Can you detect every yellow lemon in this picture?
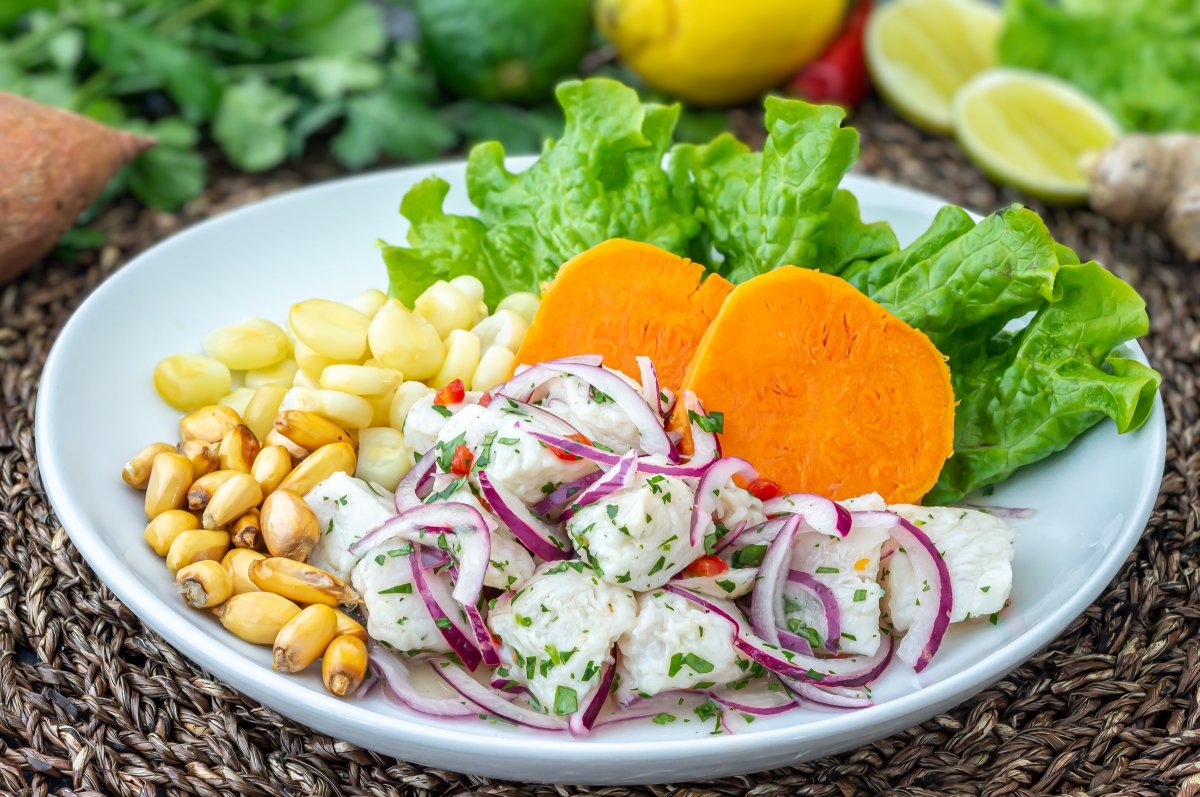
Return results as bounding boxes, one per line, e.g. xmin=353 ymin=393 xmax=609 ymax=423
xmin=597 ymin=0 xmax=847 ymax=107
xmin=953 ymin=68 xmax=1122 ymax=205
xmin=865 ymin=0 xmax=1001 ymax=133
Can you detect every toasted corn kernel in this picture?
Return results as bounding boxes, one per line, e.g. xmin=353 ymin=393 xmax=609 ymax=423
xmin=242 ymin=385 xmax=288 ymax=441
xmin=176 ymin=560 xmax=232 ymax=608
xmin=179 ymin=405 xmax=242 ymax=443
xmin=154 ymin=354 xmax=232 ymax=411
xmin=289 ymin=299 xmax=370 ymax=361
xmin=217 ymin=387 xmax=256 ymax=417
xmin=388 ymin=381 xmax=435 ymax=431
xmin=204 ymin=318 xmax=289 ymax=370
xmin=166 ymin=529 xmax=230 ymax=573
xmin=274 ymin=410 xmax=352 ymax=451
xmin=279 ymin=388 xmax=373 ymax=429
xmin=214 ymin=592 xmax=300 ymax=645
xmin=355 ymin=427 xmax=411 ymax=491
xmin=218 ymin=425 xmax=260 ymax=472
xmin=470 ymin=309 xmax=529 ymax=353
xmin=323 ymin=634 xmax=368 ymax=696
xmin=230 ymin=509 xmax=262 ymax=549
xmin=249 ymin=557 xmax=359 ymax=606
xmin=245 ymin=359 xmax=299 ymax=389
xmin=414 ymin=280 xmax=480 ymax=338
xmin=260 ymin=489 xmax=321 ymax=561
xmin=429 ymin=329 xmax=480 ymax=388
xmin=368 ymin=300 xmax=445 ymax=381
xmin=276 ymin=442 xmax=356 ymax=498
xmin=264 ymin=429 xmax=309 ymax=461
xmin=495 ymin=291 xmax=540 ymax=325
xmin=272 ymin=604 xmax=338 ymax=672
xmin=222 ymin=548 xmax=265 ymax=595
xmin=145 ymin=452 xmax=192 ymax=520
xmin=332 ymin=609 xmax=367 ymax=641
xmin=202 ymin=473 xmax=263 ymax=530
xmin=319 ymin=364 xmax=403 ymax=397
xmin=251 ymin=445 xmax=292 ymax=496
xmin=123 ymin=442 xmax=175 ymax=489
xmin=344 ymin=289 xmax=388 ymax=318
xmin=179 ymin=439 xmax=219 ymax=479
xmin=471 ymin=345 xmax=517 ymax=392
xmin=144 ymin=509 xmax=201 ymax=556
xmin=187 ymin=469 xmax=240 ymax=511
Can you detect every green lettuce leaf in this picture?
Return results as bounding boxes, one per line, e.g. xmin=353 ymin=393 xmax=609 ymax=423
xmin=928 ymin=261 xmax=1160 ymax=503
xmin=381 ymin=78 xmax=699 ymax=307
xmin=674 ymin=98 xmax=896 ymax=282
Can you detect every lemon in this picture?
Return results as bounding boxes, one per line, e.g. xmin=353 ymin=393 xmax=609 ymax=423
xmin=597 ymin=0 xmax=847 ymax=107
xmin=953 ymin=69 xmax=1121 ymax=205
xmin=865 ymin=0 xmax=1001 ymax=133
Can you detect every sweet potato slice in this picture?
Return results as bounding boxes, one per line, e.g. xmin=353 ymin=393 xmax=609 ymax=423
xmin=675 ymin=266 xmax=954 ymax=503
xmin=516 ymin=239 xmax=733 ymax=387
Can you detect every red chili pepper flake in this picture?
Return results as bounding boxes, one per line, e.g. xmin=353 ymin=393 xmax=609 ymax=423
xmin=684 ymin=555 xmax=729 ymax=578
xmin=478 ymin=392 xmax=493 ymax=408
xmin=546 ymin=432 xmax=591 ymax=461
xmin=435 ymin=378 xmax=466 ymax=406
xmin=747 ymin=477 xmax=781 ymax=501
xmin=449 ymin=444 xmax=474 ymax=475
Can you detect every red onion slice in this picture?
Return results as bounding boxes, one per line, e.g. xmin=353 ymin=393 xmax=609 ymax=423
xmin=709 ymin=681 xmax=799 ymax=716
xmin=784 ymin=679 xmax=873 ymax=708
xmin=394 ymin=449 xmax=436 ymax=513
xmin=679 ymin=391 xmax=721 ymax=470
xmin=763 ymin=493 xmax=853 ymax=538
xmin=409 ymin=554 xmax=483 ymax=671
xmin=776 ymin=629 xmax=815 ymax=656
xmin=447 ymin=564 xmax=501 ymax=668
xmin=531 ymin=471 xmax=603 ymax=519
xmin=351 ymin=503 xmax=492 ymax=607
xmin=690 ymin=457 xmax=759 ymax=548
xmin=787 ymin=570 xmax=842 ymax=653
xmin=369 ymin=643 xmax=476 ymax=717
xmin=636 ymin=356 xmax=670 ymax=420
xmin=431 ymin=660 xmax=569 ymax=731
xmin=568 ymin=650 xmax=617 ymax=736
xmin=497 ymin=397 xmax=584 ymax=437
xmin=559 ymin=449 xmax=638 ymax=522
xmin=525 ymin=430 xmax=713 ymax=477
xmin=853 ymin=510 xmax=952 ymax=672
xmin=749 ymin=515 xmax=800 ymax=649
xmin=477 ymin=471 xmax=572 ymax=561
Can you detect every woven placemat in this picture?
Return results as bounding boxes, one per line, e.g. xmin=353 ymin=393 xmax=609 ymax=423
xmin=2 ymin=99 xmax=1198 ymax=797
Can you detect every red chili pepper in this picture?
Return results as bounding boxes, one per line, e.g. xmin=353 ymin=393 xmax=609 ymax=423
xmin=684 ymin=555 xmax=729 ymax=578
xmin=478 ymin=392 xmax=493 ymax=408
xmin=449 ymin=444 xmax=474 ymax=475
xmin=788 ymin=0 xmax=873 ymax=109
xmin=747 ymin=477 xmax=782 ymax=501
xmin=545 ymin=432 xmax=592 ymax=461
xmin=434 ymin=378 xmax=466 ymax=406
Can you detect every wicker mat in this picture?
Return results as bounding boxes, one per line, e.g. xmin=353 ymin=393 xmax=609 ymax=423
xmin=2 ymin=100 xmax=1198 ymax=797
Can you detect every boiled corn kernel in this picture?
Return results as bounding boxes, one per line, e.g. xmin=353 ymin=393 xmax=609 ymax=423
xmin=252 ymin=445 xmax=293 ymax=495
xmin=122 ymin=442 xmax=175 ymax=489
xmin=222 ymin=548 xmax=265 ymax=595
xmin=292 ymin=368 xmax=320 ymax=388
xmin=344 ymin=289 xmax=388 ymax=318
xmin=217 ymin=388 xmax=256 ymax=417
xmin=166 ymin=529 xmax=230 ymax=573
xmin=322 ymin=634 xmax=368 ymax=697
xmin=230 ymin=508 xmax=262 ymax=550
xmin=355 ymin=427 xmax=411 ymax=491
xmin=204 ymin=318 xmax=289 ymax=370
xmin=429 ymin=329 xmax=480 ymax=389
xmin=274 ymin=410 xmax=352 ymax=450
xmin=144 ymin=509 xmax=201 ymax=556
xmin=218 ymin=425 xmax=260 ymax=473
xmin=388 ymin=381 xmax=435 ymax=431
xmin=260 ymin=489 xmax=321 ymax=561
xmin=279 ymin=387 xmax=373 ymax=429
xmin=244 ymin=359 xmax=299 ymax=389
xmin=154 ymin=354 xmax=231 ymax=411
xmin=248 ymin=556 xmax=359 ymax=606
xmin=180 ymin=439 xmax=220 ymax=479
xmin=275 ymin=442 xmax=356 ymax=498
xmin=242 ymin=385 xmax=287 ymax=441
xmin=289 ymin=299 xmax=370 ymax=361
xmin=471 ymin=346 xmax=517 ymax=392
xmin=414 ymin=280 xmax=479 ymax=338
xmin=368 ymin=300 xmax=445 ymax=381
xmin=179 ymin=405 xmax=242 ymax=443
xmin=332 ymin=609 xmax=367 ymax=641
xmin=272 ymin=604 xmax=338 ymax=672
xmin=319 ymin=364 xmax=402 ymax=396
xmin=366 ymin=388 xmax=395 ymax=427
xmin=293 ymin=339 xmax=339 ymax=379
xmin=177 ymin=560 xmax=232 ymax=608
xmin=496 ymin=292 xmax=540 ymax=324
xmin=202 ymin=473 xmax=263 ymax=529
xmin=145 ymin=452 xmax=192 ymax=520
xmin=470 ymin=309 xmax=528 ymax=353
xmin=187 ymin=469 xmax=240 ymax=511
xmin=448 ymin=275 xmax=486 ymax=314
xmin=214 ymin=591 xmax=300 ymax=645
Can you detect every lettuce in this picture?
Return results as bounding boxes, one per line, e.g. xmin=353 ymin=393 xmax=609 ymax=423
xmin=381 ymin=78 xmax=699 ymax=307
xmin=673 ymin=98 xmax=897 ymax=282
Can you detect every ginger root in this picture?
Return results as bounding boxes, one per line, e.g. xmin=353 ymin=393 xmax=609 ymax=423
xmin=1086 ymin=133 xmax=1200 ymax=261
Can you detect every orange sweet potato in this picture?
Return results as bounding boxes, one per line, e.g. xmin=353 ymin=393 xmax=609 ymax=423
xmin=675 ymin=266 xmax=954 ymax=504
xmin=516 ymin=239 xmax=733 ymax=387
xmin=0 ymin=93 xmax=154 ymax=284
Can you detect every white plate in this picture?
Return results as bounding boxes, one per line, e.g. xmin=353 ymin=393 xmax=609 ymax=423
xmin=36 ymin=158 xmax=1165 ymax=785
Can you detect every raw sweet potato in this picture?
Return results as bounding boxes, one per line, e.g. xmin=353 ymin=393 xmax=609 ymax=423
xmin=516 ymin=239 xmax=733 ymax=387
xmin=674 ymin=266 xmax=954 ymax=504
xmin=0 ymin=93 xmax=154 ymax=284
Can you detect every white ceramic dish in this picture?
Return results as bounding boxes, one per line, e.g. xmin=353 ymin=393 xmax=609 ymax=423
xmin=35 ymin=158 xmax=1165 ymax=784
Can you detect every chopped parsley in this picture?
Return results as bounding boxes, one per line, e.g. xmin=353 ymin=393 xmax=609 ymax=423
xmin=687 ymin=409 xmax=724 ymax=434
xmin=652 ymin=713 xmax=676 ymax=725
xmin=515 ymin=614 xmax=533 ymax=627
xmin=981 ymin=585 xmax=991 ymax=593
xmin=431 ymin=405 xmax=453 ymax=418
xmin=852 ymin=589 xmax=868 ymax=602
xmin=336 ymin=495 xmax=348 ymax=506
xmin=716 ymin=579 xmax=736 ymax=593
xmin=989 ymin=613 xmax=1000 ymax=625
xmin=815 ymin=566 xmax=839 ymax=574
xmin=473 ymin=432 xmax=497 ymax=471
xmin=606 ymin=505 xmax=618 ymax=521
xmin=434 ymin=617 xmax=452 ymax=629
xmin=324 ymin=518 xmax=335 ymax=535
xmin=615 ymin=572 xmax=632 ymax=583
xmin=434 ymin=432 xmax=467 ymax=472
xmin=553 ymin=685 xmax=578 ymax=715
xmin=731 ymin=544 xmax=767 ymax=568
xmin=541 ymin=481 xmax=557 ymax=495
xmin=668 ymin=652 xmax=715 ymax=677
xmin=647 ymin=556 xmax=667 ymax=575
xmin=423 ymin=477 xmax=465 ymax=504
xmin=378 ymin=583 xmax=413 ymax=595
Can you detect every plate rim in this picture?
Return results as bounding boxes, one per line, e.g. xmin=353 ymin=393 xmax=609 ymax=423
xmin=33 ymin=159 xmax=1167 ymax=779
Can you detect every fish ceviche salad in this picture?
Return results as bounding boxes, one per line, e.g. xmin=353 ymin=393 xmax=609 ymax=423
xmin=300 ymin=354 xmax=1013 ymax=733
